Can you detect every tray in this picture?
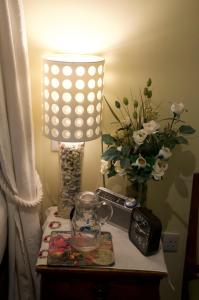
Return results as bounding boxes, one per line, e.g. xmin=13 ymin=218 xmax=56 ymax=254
xmin=47 ymin=231 xmax=115 ymax=267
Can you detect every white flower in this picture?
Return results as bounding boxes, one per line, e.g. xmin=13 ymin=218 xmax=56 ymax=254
xmin=143 ymin=120 xmax=160 ymax=134
xmin=114 ymin=160 xmax=126 ymax=176
xmin=100 ymin=160 xmax=111 ymax=175
xmin=132 ymin=155 xmax=147 ymax=168
xmin=133 ymin=129 xmax=148 ymax=145
xmin=171 ymin=102 xmax=185 ymax=116
xmin=152 ymin=159 xmax=168 ymax=180
xmin=117 ymin=146 xmax=122 ymax=151
xmin=158 ymin=146 xmax=172 ymax=160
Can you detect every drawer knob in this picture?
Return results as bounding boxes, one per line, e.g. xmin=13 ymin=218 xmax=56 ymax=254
xmin=92 ymin=284 xmax=109 ymax=300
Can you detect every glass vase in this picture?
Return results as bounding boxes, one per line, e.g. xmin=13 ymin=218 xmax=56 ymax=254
xmin=126 ymin=180 xmax=147 ymax=206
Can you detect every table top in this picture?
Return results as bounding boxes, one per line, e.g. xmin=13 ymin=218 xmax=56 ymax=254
xmin=36 ymin=206 xmax=168 ymax=277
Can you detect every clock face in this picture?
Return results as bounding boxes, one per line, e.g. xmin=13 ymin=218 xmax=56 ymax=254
xmin=130 ymin=211 xmax=150 ymax=254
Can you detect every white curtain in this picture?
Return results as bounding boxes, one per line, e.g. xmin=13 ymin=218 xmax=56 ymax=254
xmin=0 ymin=1 xmax=42 ymax=299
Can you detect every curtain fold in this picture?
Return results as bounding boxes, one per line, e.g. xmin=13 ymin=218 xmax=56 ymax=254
xmin=0 ymin=0 xmax=42 ymax=299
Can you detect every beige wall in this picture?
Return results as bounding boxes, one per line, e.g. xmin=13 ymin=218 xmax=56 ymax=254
xmin=23 ymin=1 xmax=199 ymax=299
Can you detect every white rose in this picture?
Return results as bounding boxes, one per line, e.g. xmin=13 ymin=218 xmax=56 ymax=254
xmin=114 ymin=160 xmax=125 ymax=176
xmin=133 ymin=129 xmax=148 ymax=145
xmin=158 ymin=146 xmax=172 ymax=160
xmin=171 ymin=102 xmax=185 ymax=116
xmin=152 ymin=159 xmax=168 ymax=180
xmin=143 ymin=120 xmax=160 ymax=134
xmin=100 ymin=159 xmax=111 ymax=175
xmin=132 ymin=155 xmax=147 ymax=168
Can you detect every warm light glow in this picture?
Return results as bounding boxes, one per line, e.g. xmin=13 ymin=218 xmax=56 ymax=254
xmin=24 ymin=1 xmax=140 ymax=54
xmin=45 ymin=54 xmax=104 ymax=63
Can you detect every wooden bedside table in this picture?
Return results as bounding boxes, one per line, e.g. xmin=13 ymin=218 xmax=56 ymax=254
xmin=36 ymin=207 xmax=167 ymax=300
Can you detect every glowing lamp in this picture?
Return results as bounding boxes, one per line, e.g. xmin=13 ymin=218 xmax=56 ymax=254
xmin=42 ymin=54 xmax=105 ymax=217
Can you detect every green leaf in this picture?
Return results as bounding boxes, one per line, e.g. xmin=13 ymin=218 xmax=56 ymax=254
xmin=115 ymin=100 xmax=121 ymax=109
xmin=120 ymin=158 xmax=131 ymax=169
xmin=107 ymin=167 xmax=117 ymax=178
xmin=179 ymin=125 xmax=196 ymax=134
xmin=102 ymin=134 xmax=115 ymax=145
xmin=129 ymin=155 xmax=138 ymax=164
xmin=123 ymin=97 xmax=129 ymax=105
xmin=121 ymin=145 xmax=131 ymax=156
xmin=175 ymin=136 xmax=188 ymax=144
xmin=102 ymin=147 xmax=120 ymax=161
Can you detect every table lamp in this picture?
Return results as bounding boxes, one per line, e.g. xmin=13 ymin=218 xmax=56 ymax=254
xmin=42 ymin=54 xmax=105 ymax=218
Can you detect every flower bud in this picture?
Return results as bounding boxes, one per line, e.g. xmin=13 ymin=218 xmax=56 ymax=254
xmin=171 ymin=102 xmax=184 ymax=116
xmin=123 ymin=97 xmax=129 ymax=105
xmin=133 ymin=111 xmax=138 ymax=119
xmin=134 ymin=100 xmax=138 ymax=108
xmin=115 ymin=100 xmax=121 ymax=109
xmin=147 ymin=78 xmax=152 ymax=87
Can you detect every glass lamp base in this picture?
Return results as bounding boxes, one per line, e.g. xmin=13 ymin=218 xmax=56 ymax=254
xmin=57 ymin=142 xmax=84 ymax=218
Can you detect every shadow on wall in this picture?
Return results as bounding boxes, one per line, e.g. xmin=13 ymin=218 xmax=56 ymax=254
xmin=148 ymin=149 xmax=196 ymax=230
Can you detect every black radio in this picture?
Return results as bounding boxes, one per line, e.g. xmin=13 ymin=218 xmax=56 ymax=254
xmin=95 ymin=187 xmax=137 ymax=231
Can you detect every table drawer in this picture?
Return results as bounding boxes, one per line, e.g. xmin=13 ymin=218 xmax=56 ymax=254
xmin=41 ymin=273 xmax=160 ymax=300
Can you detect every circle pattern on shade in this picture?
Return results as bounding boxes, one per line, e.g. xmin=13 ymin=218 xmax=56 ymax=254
xmin=87 ymin=92 xmax=95 ymax=102
xmin=75 ymin=130 xmax=83 ymax=139
xmin=42 ymin=55 xmax=104 ymax=141
xmin=88 ymin=66 xmax=96 ymax=76
xmin=45 ymin=114 xmax=49 ymax=123
xmin=75 ymin=93 xmax=84 ymax=103
xmin=44 ymin=89 xmax=49 ymax=99
xmin=51 ymin=78 xmax=59 ymax=88
xmin=62 ymin=105 xmax=71 ymax=115
xmin=63 ymin=66 xmax=72 ymax=76
xmin=51 ymin=65 xmax=60 ymax=75
xmin=62 ymin=118 xmax=71 ymax=127
xmin=51 ymin=91 xmax=59 ymax=101
xmin=51 ymin=116 xmax=59 ymax=126
xmin=75 ymin=66 xmax=85 ymax=76
xmin=75 ymin=118 xmax=84 ymax=127
xmin=62 ymin=92 xmax=72 ymax=103
xmin=62 ymin=130 xmax=71 ymax=139
xmin=87 ymin=117 xmax=94 ymax=126
xmin=51 ymin=104 xmax=59 ymax=114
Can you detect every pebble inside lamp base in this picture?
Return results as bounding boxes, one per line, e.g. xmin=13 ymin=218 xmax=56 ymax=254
xmin=58 ymin=142 xmax=84 ymax=219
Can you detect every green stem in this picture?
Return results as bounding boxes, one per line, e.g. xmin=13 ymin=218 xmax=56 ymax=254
xmin=139 ymin=89 xmax=146 ymax=122
xmin=104 ymin=96 xmax=123 ymax=127
xmin=122 ymin=102 xmax=134 ymax=129
xmin=170 ymin=116 xmax=176 ymax=130
xmin=119 ymin=107 xmax=126 ymax=121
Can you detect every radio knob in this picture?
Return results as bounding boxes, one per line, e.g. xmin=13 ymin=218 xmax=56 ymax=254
xmin=124 ymin=198 xmax=137 ymax=208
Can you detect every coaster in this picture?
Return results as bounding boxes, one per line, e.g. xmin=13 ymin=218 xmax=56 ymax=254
xmin=47 ymin=231 xmax=115 ymax=267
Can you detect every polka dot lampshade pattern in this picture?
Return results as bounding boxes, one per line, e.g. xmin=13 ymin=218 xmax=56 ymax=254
xmin=42 ymin=55 xmax=105 ymax=142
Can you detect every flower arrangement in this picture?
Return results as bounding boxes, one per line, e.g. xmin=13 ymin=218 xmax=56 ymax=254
xmin=101 ymin=79 xmax=195 ymax=205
